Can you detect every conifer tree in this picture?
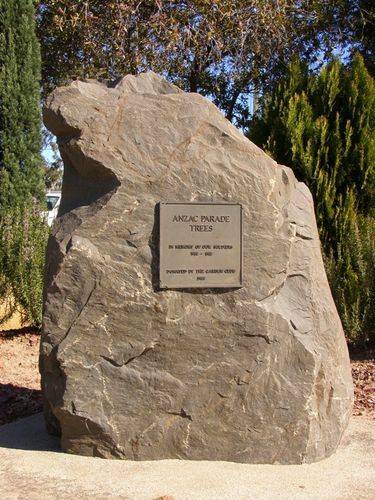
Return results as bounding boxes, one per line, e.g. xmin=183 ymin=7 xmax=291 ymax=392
xmin=0 ymin=0 xmax=48 ymax=326
xmin=0 ymin=0 xmax=44 ymax=208
xmin=249 ymin=55 xmax=375 ymax=345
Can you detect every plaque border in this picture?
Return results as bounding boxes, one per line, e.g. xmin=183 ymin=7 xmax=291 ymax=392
xmin=159 ymin=202 xmax=243 ymax=289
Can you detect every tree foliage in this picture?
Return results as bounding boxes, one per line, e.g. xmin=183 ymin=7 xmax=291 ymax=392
xmin=336 ymin=0 xmax=375 ymax=77
xmin=37 ymin=0 xmax=346 ymax=123
xmin=0 ymin=0 xmax=48 ymax=327
xmin=0 ymin=0 xmax=45 ymax=208
xmin=249 ymin=55 xmax=375 ymax=345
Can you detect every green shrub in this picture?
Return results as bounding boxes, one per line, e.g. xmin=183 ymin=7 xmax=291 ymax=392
xmin=249 ymin=55 xmax=375 ymax=346
xmin=0 ymin=202 xmax=49 ymax=327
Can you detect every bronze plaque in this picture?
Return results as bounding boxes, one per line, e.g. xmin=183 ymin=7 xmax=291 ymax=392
xmin=159 ymin=202 xmax=243 ymax=288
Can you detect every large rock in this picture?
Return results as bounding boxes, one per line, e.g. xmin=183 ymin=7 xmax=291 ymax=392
xmin=40 ymin=72 xmax=353 ymax=463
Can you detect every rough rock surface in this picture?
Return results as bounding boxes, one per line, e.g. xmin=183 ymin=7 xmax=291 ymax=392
xmin=41 ymin=72 xmax=353 ymax=464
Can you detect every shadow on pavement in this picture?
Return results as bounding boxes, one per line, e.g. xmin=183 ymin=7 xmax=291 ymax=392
xmin=0 ymin=411 xmax=60 ymax=452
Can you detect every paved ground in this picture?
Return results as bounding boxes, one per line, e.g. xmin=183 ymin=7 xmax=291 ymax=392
xmin=0 ymin=414 xmax=374 ymax=499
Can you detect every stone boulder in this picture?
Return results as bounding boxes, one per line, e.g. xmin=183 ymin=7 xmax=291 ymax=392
xmin=40 ymin=72 xmax=353 ymax=463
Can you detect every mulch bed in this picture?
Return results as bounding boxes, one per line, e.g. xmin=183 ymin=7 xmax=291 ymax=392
xmin=350 ymin=347 xmax=375 ymax=417
xmin=0 ymin=328 xmax=43 ymax=425
xmin=0 ymin=384 xmax=43 ymax=426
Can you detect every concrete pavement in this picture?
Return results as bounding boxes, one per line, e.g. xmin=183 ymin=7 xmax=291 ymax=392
xmin=0 ymin=413 xmax=374 ymax=499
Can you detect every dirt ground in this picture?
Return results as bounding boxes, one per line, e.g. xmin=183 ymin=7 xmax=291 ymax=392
xmin=0 ymin=329 xmax=374 ymax=425
xmin=0 ymin=329 xmax=42 ymax=425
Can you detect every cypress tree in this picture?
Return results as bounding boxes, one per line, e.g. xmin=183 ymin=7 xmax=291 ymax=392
xmin=249 ymin=55 xmax=375 ymax=346
xmin=0 ymin=0 xmax=44 ymax=208
xmin=0 ymin=0 xmax=47 ymax=327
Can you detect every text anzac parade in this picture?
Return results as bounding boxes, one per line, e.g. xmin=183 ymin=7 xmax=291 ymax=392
xmin=159 ymin=202 xmax=242 ymax=288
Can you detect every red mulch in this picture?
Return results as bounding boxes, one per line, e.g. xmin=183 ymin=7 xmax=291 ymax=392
xmin=0 ymin=328 xmax=43 ymax=425
xmin=0 ymin=383 xmax=43 ymax=426
xmin=0 ymin=329 xmax=373 ymax=425
xmin=350 ymin=348 xmax=375 ymax=417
